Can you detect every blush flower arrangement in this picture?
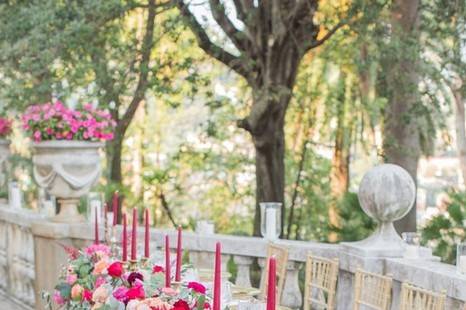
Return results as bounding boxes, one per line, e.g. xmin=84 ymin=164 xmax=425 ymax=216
xmin=22 ymin=101 xmax=116 ymax=142
xmin=0 ymin=117 xmax=13 ymax=138
xmin=47 ymin=243 xmax=210 ymax=310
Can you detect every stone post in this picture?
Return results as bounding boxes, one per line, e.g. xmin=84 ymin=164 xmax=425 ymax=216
xmin=31 ymin=221 xmax=91 ymax=310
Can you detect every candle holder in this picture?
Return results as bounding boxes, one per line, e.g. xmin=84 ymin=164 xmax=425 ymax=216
xmin=110 ymin=226 xmax=119 ymax=257
xmin=260 ymin=202 xmax=281 ymax=240
xmin=129 ymin=259 xmax=138 ymax=271
xmin=171 ymin=281 xmax=182 ymax=291
xmin=457 ymin=243 xmax=466 ymax=274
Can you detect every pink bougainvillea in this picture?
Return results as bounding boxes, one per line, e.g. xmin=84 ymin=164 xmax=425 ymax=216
xmin=22 ymin=101 xmax=116 ymax=142
xmin=0 ymin=118 xmax=12 ymax=138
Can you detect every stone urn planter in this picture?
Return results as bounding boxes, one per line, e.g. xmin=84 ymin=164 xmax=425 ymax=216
xmin=32 ymin=140 xmax=104 ymax=223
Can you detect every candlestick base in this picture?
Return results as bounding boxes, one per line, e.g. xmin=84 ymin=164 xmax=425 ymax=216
xmin=129 ymin=259 xmax=138 ymax=271
xmin=171 ymin=281 xmax=182 ymax=291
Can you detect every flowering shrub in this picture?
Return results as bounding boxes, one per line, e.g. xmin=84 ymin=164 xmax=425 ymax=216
xmin=22 ymin=101 xmax=116 ymax=142
xmin=0 ymin=117 xmax=12 ymax=138
xmin=50 ymin=243 xmax=210 ymax=310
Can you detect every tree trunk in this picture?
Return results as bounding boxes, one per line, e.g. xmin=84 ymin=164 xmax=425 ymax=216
xmin=453 ymin=87 xmax=466 ymax=185
xmin=329 ymin=76 xmax=352 ymax=242
xmin=383 ymin=0 xmax=421 ymax=234
xmin=252 ymin=107 xmax=286 ymax=237
xmin=109 ymin=132 xmax=124 ymax=184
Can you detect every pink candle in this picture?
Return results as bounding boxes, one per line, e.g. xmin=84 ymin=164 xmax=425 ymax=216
xmin=165 ymin=235 xmax=171 ymax=287
xmin=112 ymin=191 xmax=118 ymax=226
xmin=175 ymin=226 xmax=182 ymax=281
xmin=144 ymin=208 xmax=150 ymax=259
xmin=94 ymin=206 xmax=99 ymax=244
xmin=266 ymin=257 xmax=276 ymax=310
xmin=131 ymin=208 xmax=137 ymax=261
xmin=213 ymin=242 xmax=221 ymax=310
xmin=122 ymin=213 xmax=127 ymax=262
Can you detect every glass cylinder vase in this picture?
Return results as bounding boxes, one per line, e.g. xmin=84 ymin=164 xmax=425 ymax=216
xmin=260 ymin=202 xmax=281 ymax=240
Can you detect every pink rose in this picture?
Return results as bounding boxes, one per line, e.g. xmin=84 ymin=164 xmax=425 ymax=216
xmin=152 ymin=265 xmax=164 ymax=274
xmin=107 ymin=261 xmax=124 ymax=278
xmin=66 ymin=273 xmax=77 ymax=285
xmin=188 ymin=281 xmax=206 ymax=294
xmin=95 ymin=276 xmax=106 ymax=288
xmin=83 ymin=289 xmax=92 ymax=301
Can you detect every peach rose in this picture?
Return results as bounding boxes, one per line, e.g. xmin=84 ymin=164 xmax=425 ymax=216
xmin=71 ymin=284 xmax=84 ymax=300
xmin=93 ymin=259 xmax=109 ymax=275
xmin=141 ymin=298 xmax=171 ymax=310
xmin=92 ymin=285 xmax=109 ymax=304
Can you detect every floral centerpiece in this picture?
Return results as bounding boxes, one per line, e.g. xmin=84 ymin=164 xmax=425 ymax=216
xmin=22 ymin=101 xmax=115 ymax=142
xmin=23 ymin=101 xmax=117 ymax=222
xmin=47 ymin=244 xmax=210 ymax=310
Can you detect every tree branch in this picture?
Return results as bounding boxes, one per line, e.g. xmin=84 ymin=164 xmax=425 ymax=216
xmin=176 ymin=0 xmax=252 ymax=82
xmin=306 ymin=21 xmax=345 ymax=50
xmin=209 ymin=0 xmax=249 ymax=53
xmin=119 ymin=0 xmax=157 ymax=134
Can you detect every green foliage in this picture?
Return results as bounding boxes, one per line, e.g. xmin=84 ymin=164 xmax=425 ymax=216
xmin=421 ymin=191 xmax=466 ymax=264
xmin=329 ymin=192 xmax=376 ymax=242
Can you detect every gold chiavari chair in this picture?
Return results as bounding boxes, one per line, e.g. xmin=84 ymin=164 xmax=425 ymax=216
xmin=303 ymin=253 xmax=339 ymax=310
xmin=399 ymin=282 xmax=446 ymax=310
xmin=353 ymin=269 xmax=392 ymax=310
xmin=260 ymin=243 xmax=289 ymax=304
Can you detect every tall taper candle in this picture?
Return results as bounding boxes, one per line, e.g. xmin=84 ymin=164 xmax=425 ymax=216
xmin=94 ymin=206 xmax=99 ymax=244
xmin=266 ymin=257 xmax=276 ymax=310
xmin=213 ymin=242 xmax=221 ymax=310
xmin=112 ymin=191 xmax=118 ymax=226
xmin=175 ymin=226 xmax=182 ymax=281
xmin=144 ymin=208 xmax=150 ymax=258
xmin=131 ymin=208 xmax=137 ymax=261
xmin=122 ymin=213 xmax=127 ymax=262
xmin=165 ymin=235 xmax=171 ymax=287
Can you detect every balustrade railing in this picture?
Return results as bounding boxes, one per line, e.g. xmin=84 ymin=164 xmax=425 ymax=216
xmin=0 ymin=207 xmax=466 ymax=310
xmin=0 ymin=206 xmax=43 ymax=310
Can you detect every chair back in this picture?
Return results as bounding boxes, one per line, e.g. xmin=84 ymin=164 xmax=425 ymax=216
xmin=303 ymin=253 xmax=339 ymax=310
xmin=399 ymin=283 xmax=445 ymax=310
xmin=260 ymin=243 xmax=289 ymax=304
xmin=352 ymin=269 xmax=392 ymax=310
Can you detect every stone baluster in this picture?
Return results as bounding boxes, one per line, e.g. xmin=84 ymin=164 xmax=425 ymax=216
xmin=281 ymin=261 xmax=302 ymax=309
xmin=0 ymin=220 xmax=8 ymax=292
xmin=233 ymin=255 xmax=253 ymax=287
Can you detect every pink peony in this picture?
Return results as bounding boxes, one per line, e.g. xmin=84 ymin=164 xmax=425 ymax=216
xmin=113 ymin=286 xmax=129 ymax=303
xmin=85 ymin=244 xmax=111 ymax=258
xmin=126 ymin=283 xmax=145 ymax=300
xmin=52 ymin=290 xmax=65 ymax=305
xmin=161 ymin=287 xmax=177 ymax=296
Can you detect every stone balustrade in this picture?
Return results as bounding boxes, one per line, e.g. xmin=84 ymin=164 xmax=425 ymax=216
xmin=0 ymin=207 xmax=465 ymax=309
xmin=0 ymin=205 xmax=43 ymax=310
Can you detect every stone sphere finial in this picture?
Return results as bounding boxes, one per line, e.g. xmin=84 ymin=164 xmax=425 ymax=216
xmin=358 ymin=164 xmax=416 ymax=223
